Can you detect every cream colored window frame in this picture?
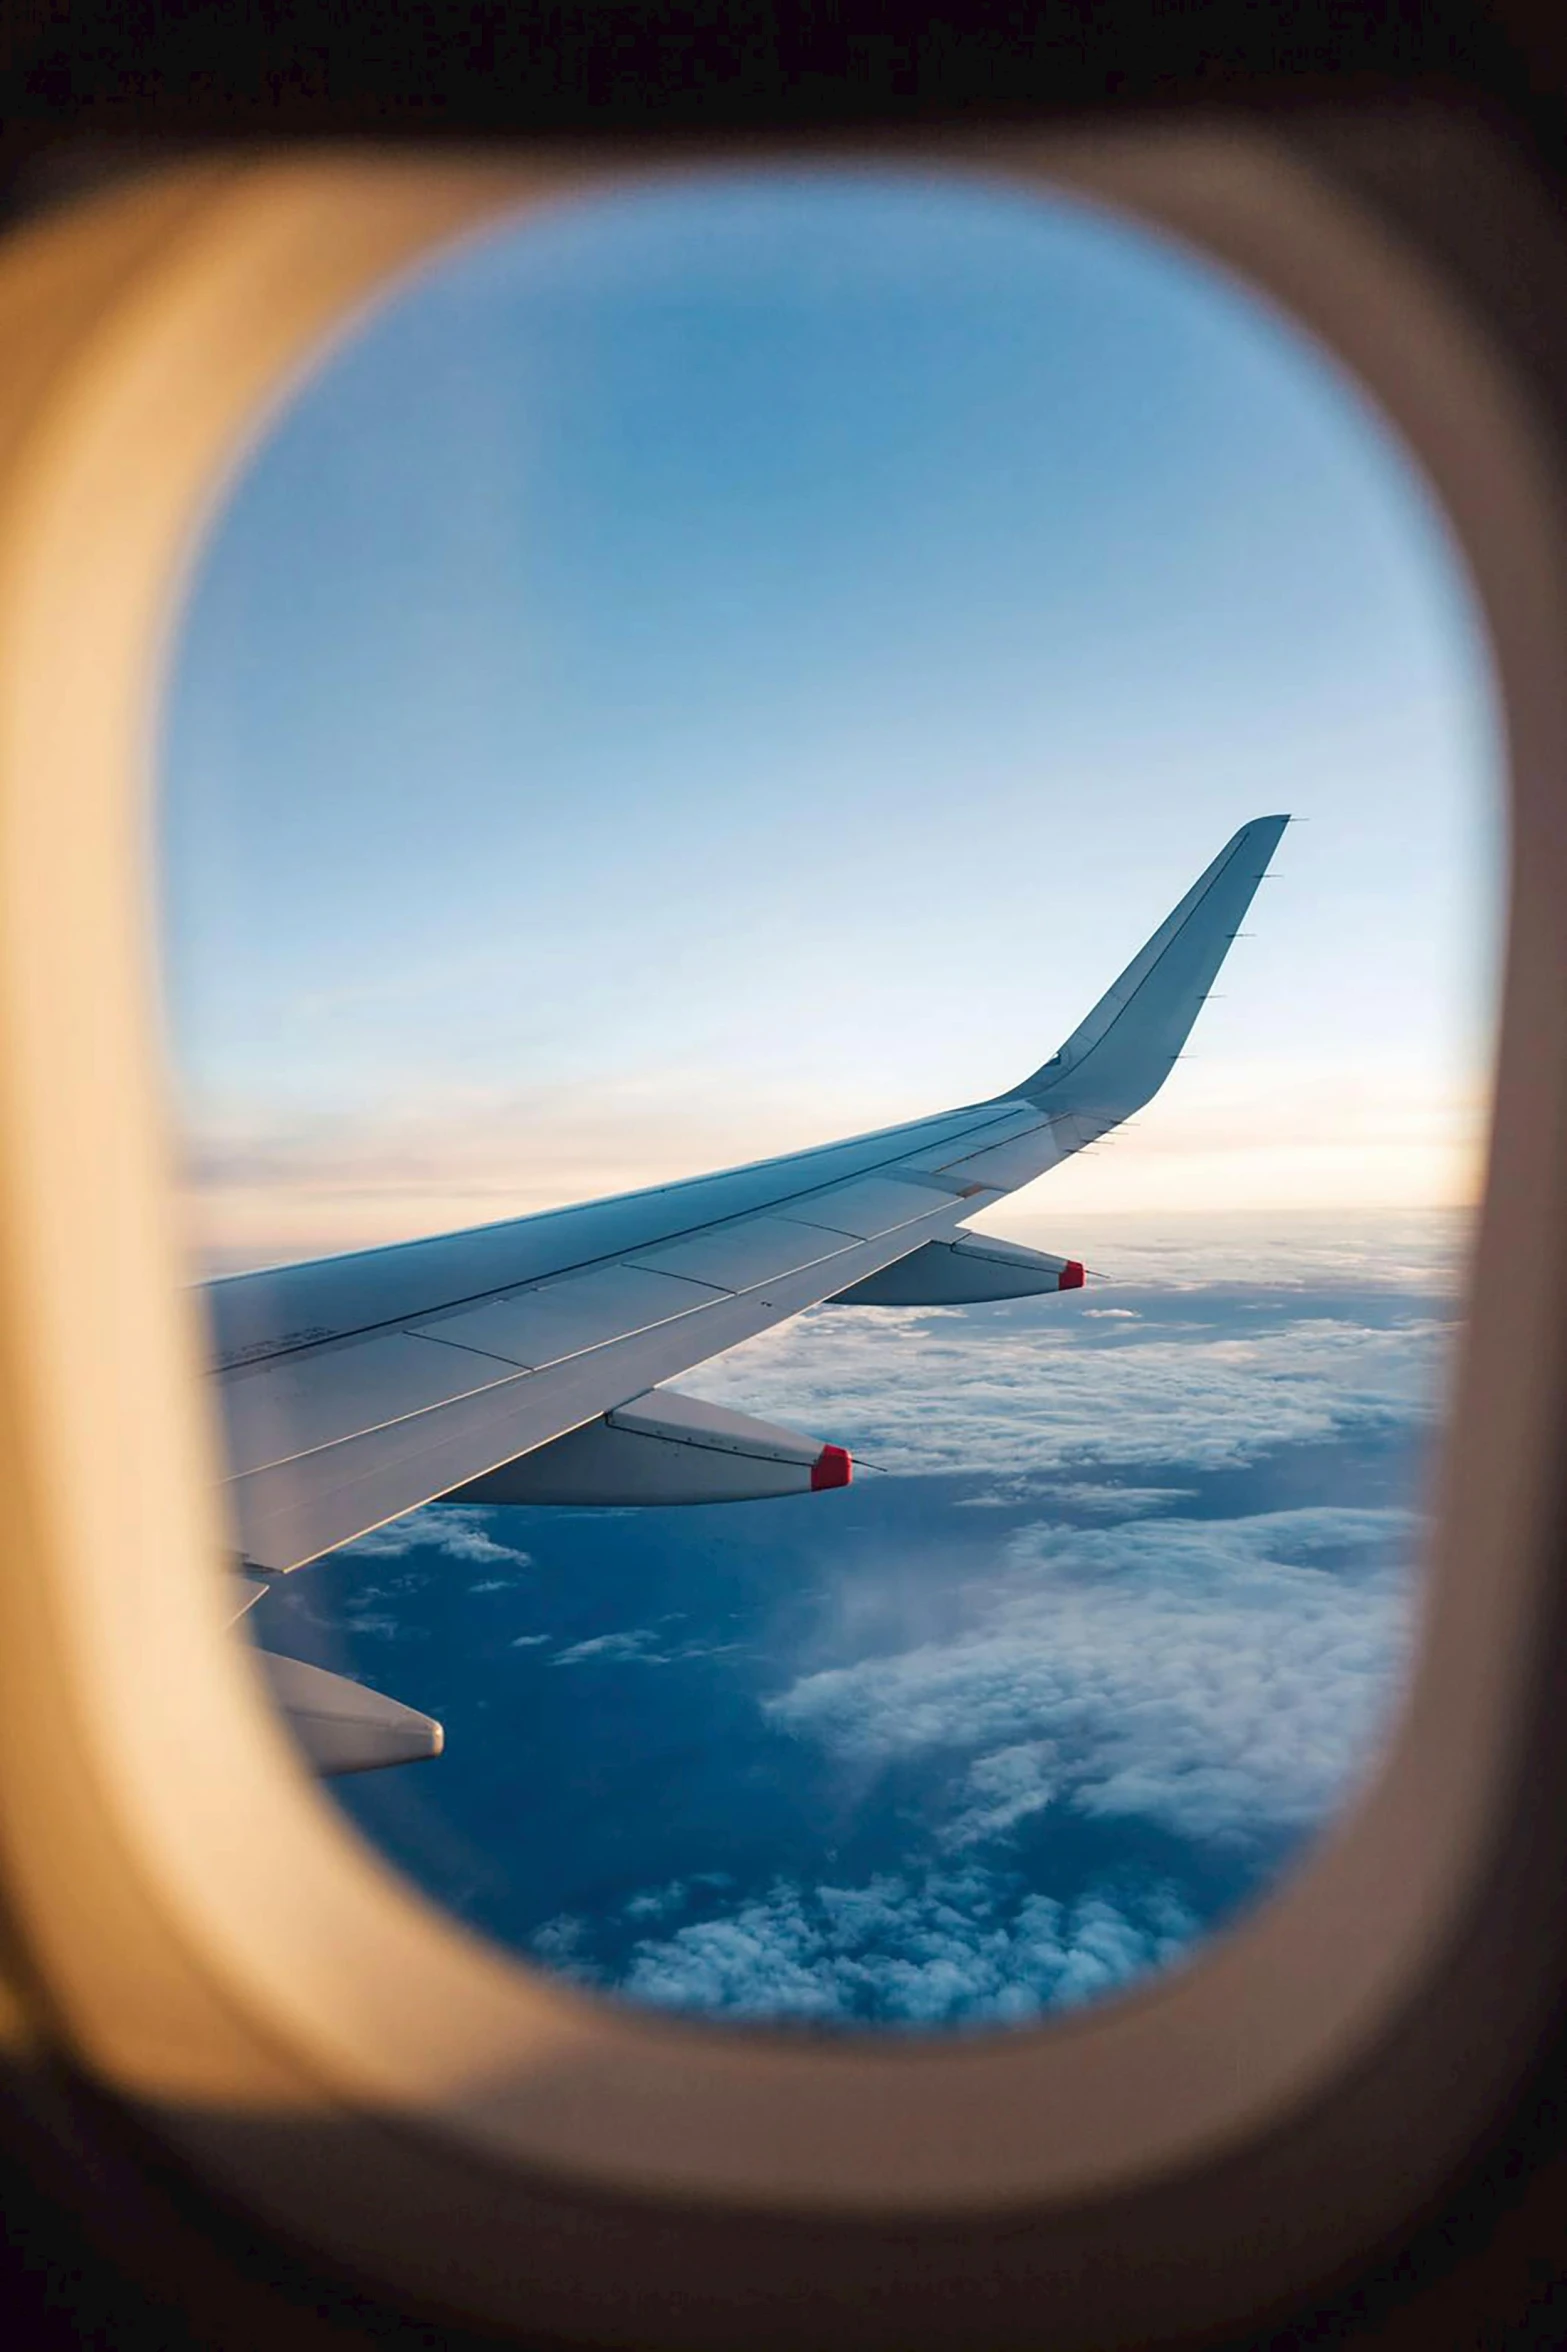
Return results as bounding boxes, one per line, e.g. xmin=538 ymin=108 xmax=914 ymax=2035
xmin=0 ymin=133 xmax=1559 ymax=2346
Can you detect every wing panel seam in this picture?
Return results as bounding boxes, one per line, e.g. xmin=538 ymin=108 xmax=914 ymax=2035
xmin=209 ymin=1101 xmax=1021 ymax=1373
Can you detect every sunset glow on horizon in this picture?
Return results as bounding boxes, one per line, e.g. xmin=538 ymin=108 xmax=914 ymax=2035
xmin=160 ymin=169 xmax=1500 ymax=1272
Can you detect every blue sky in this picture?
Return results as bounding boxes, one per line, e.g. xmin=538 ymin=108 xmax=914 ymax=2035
xmin=157 ymin=167 xmax=1503 ymax=1267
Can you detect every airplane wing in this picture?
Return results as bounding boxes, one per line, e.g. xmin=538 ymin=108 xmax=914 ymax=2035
xmin=206 ymin=815 xmax=1286 ymax=1762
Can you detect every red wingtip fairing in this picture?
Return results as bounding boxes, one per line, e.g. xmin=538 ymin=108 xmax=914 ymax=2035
xmin=1059 ymin=1260 xmax=1086 ymax=1290
xmin=810 ymin=1444 xmax=853 ymax=1491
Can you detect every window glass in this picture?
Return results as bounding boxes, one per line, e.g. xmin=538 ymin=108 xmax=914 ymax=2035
xmin=159 ymin=170 xmax=1500 ymax=2032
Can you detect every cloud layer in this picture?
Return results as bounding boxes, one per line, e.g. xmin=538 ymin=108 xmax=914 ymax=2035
xmin=540 ymin=1870 xmax=1200 ymax=2030
xmin=686 ymin=1295 xmax=1452 ymax=1480
xmin=306 ymin=1232 xmax=1453 ymax=2031
xmin=769 ymin=1504 xmax=1417 ymax=1849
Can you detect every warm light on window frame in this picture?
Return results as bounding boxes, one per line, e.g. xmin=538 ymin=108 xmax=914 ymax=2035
xmin=0 ymin=130 xmax=1561 ymax=2346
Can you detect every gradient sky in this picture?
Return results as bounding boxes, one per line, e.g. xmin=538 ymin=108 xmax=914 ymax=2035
xmin=157 ymin=166 xmax=1503 ymax=1268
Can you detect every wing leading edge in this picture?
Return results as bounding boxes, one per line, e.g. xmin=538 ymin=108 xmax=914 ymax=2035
xmin=206 ymin=815 xmax=1287 ymax=1582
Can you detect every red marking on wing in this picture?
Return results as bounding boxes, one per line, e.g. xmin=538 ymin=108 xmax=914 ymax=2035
xmin=811 ymin=1444 xmax=853 ymax=1491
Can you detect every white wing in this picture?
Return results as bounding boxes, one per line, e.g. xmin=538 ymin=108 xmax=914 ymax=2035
xmin=206 ymin=815 xmax=1287 ymax=1577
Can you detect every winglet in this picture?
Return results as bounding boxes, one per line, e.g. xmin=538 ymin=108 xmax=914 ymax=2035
xmin=1011 ymin=815 xmax=1288 ymax=1120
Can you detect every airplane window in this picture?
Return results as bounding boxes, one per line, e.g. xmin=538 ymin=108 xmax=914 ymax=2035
xmin=157 ymin=168 xmax=1500 ymax=2035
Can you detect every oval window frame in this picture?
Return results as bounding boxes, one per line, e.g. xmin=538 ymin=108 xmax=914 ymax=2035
xmin=0 ymin=128 xmax=1560 ymax=2347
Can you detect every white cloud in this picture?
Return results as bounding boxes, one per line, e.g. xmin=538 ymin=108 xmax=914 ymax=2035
xmin=768 ymin=1505 xmax=1419 ymax=1849
xmin=940 ymin=1742 xmax=1062 ymax=1848
xmin=338 ymin=1612 xmax=402 ymax=1642
xmin=530 ymin=1914 xmax=589 ymax=1966
xmin=624 ymin=1881 xmax=690 ymax=1922
xmin=686 ymin=1298 xmax=1453 ymax=1480
xmin=599 ymin=1870 xmax=1201 ymax=2028
xmin=978 ymin=1204 xmax=1475 ymax=1291
xmin=552 ymin=1627 xmax=669 ymax=1666
xmin=1046 ymin=1482 xmax=1199 ymax=1516
xmin=341 ymin=1508 xmax=532 ymax=1570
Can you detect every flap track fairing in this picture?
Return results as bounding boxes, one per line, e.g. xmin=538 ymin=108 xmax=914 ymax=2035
xmin=442 ymin=1387 xmax=852 ymax=1508
xmin=827 ymin=1231 xmax=1084 ymax=1307
xmin=253 ymin=1649 xmax=444 ymax=1776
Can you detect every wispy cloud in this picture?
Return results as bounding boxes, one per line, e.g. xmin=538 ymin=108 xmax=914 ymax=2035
xmin=337 ymin=1612 xmax=403 ymax=1642
xmin=769 ymin=1504 xmax=1419 ymax=1849
xmin=1045 ymin=1482 xmax=1199 ymax=1516
xmin=552 ymin=1627 xmax=670 ymax=1666
xmin=341 ymin=1508 xmax=532 ymax=1571
xmin=624 ymin=1881 xmax=691 ymax=1922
